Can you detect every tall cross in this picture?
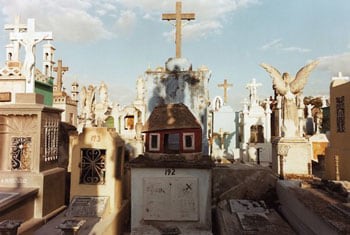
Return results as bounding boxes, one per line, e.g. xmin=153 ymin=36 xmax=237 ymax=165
xmin=162 ymin=1 xmax=195 ymax=58
xmin=246 ymin=78 xmax=262 ymax=105
xmin=4 ymin=15 xmax=27 ymax=61
xmin=10 ymin=18 xmax=53 ymax=93
xmin=53 ymin=59 xmax=69 ymax=93
xmin=218 ymin=79 xmax=233 ymax=104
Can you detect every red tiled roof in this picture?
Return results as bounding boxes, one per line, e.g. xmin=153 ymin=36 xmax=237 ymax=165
xmin=142 ymin=103 xmax=201 ymax=132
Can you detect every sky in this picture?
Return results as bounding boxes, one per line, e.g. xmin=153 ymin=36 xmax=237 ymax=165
xmin=1 ymin=0 xmax=350 ymax=110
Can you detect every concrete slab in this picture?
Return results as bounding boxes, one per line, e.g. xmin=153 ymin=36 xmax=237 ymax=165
xmin=277 ymin=180 xmax=350 ymax=234
xmin=214 ymin=199 xmax=295 ymax=235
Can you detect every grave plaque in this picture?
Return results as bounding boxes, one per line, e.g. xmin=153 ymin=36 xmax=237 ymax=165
xmin=229 ymin=199 xmax=268 ymax=214
xmin=0 ymin=92 xmax=11 ymax=102
xmin=236 ymin=213 xmax=269 ymax=231
xmin=65 ymin=196 xmax=108 ymax=217
xmin=143 ymin=177 xmax=199 ymax=221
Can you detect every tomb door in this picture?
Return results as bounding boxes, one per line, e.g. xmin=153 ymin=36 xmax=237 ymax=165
xmin=249 ymin=125 xmax=264 ymax=143
xmin=164 ymin=133 xmax=180 ymax=154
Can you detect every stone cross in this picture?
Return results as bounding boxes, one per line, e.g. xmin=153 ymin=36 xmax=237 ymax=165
xmin=53 ymin=60 xmax=69 ymax=92
xmin=218 ymin=79 xmax=233 ymax=104
xmin=162 ymin=1 xmax=195 ymax=58
xmin=10 ymin=18 xmax=53 ymax=93
xmin=4 ymin=15 xmax=27 ymax=61
xmin=246 ymin=78 xmax=262 ymax=105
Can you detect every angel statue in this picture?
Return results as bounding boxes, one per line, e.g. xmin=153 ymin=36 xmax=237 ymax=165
xmin=80 ymin=85 xmax=96 ymax=122
xmin=260 ymin=61 xmax=319 ymax=138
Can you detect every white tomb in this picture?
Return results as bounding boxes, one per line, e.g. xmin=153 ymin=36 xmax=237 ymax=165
xmin=129 ymin=103 xmax=212 ymax=234
xmin=210 ymin=96 xmax=240 ymax=162
xmin=240 ymin=79 xmax=272 ymax=166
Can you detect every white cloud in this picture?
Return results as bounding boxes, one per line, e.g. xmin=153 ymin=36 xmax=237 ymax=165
xmin=0 ymin=0 xmax=260 ymax=42
xmin=282 ymin=47 xmax=311 ymax=53
xmin=317 ymin=52 xmax=350 ymax=75
xmin=261 ymin=38 xmax=310 ymax=53
xmin=118 ymin=0 xmax=260 ymax=40
xmin=114 ymin=10 xmax=137 ymax=35
xmin=261 ymin=39 xmax=282 ymax=50
xmin=0 ymin=0 xmax=113 ymax=42
xmin=163 ymin=21 xmax=222 ymax=42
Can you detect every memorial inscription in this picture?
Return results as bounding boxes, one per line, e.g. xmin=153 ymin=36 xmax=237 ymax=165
xmin=143 ymin=177 xmax=199 ymax=221
xmin=65 ymin=196 xmax=108 ymax=217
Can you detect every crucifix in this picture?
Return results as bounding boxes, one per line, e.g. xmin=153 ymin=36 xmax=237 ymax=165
xmin=53 ymin=60 xmax=69 ymax=93
xmin=162 ymin=1 xmax=195 ymax=58
xmin=218 ymin=79 xmax=233 ymax=104
xmin=4 ymin=15 xmax=27 ymax=61
xmin=10 ymin=18 xmax=53 ymax=93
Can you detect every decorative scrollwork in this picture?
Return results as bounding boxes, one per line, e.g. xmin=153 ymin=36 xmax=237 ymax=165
xmin=44 ymin=118 xmax=59 ymax=162
xmin=11 ymin=137 xmax=31 ymax=170
xmin=336 ymin=96 xmax=345 ymax=133
xmin=80 ymin=149 xmax=106 ymax=184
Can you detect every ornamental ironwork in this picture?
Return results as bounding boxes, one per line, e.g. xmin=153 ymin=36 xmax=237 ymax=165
xmin=80 ymin=148 xmax=106 ymax=184
xmin=44 ymin=118 xmax=59 ymax=162
xmin=336 ymin=96 xmax=345 ymax=132
xmin=11 ymin=137 xmax=31 ymax=170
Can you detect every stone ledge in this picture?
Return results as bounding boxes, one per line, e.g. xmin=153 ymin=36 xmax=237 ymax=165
xmin=127 ymin=155 xmax=214 ymax=169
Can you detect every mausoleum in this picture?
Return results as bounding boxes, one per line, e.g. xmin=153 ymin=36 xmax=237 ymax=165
xmin=129 ymin=103 xmax=213 ymax=234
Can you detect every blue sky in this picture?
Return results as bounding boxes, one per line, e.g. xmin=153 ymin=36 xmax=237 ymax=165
xmin=1 ymin=0 xmax=350 ymax=110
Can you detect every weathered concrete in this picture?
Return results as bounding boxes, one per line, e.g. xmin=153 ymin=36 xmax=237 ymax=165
xmin=276 ymin=180 xmax=350 ymax=235
xmin=212 ymin=163 xmax=278 ymax=206
xmin=214 ymin=199 xmax=295 ymax=235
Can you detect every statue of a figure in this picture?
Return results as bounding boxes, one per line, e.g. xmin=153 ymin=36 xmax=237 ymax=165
xmin=19 ymin=35 xmax=48 ymax=86
xmin=99 ymin=81 xmax=108 ymax=105
xmin=260 ymin=61 xmax=319 ymax=137
xmin=136 ymin=76 xmax=145 ymax=101
xmin=80 ymin=85 xmax=96 ymax=121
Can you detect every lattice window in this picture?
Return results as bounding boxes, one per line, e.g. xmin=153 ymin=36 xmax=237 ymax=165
xmin=80 ymin=148 xmax=106 ymax=184
xmin=44 ymin=118 xmax=59 ymax=162
xmin=336 ymin=96 xmax=345 ymax=132
xmin=10 ymin=137 xmax=31 ymax=170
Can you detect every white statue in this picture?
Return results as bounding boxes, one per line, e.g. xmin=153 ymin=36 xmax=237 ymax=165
xmin=136 ymin=76 xmax=145 ymax=101
xmin=10 ymin=19 xmax=52 ymax=93
xmin=261 ymin=61 xmax=319 ymax=137
xmin=80 ymin=85 xmax=96 ymax=121
xmin=99 ymin=81 xmax=108 ymax=105
xmin=306 ymin=104 xmax=314 ymax=118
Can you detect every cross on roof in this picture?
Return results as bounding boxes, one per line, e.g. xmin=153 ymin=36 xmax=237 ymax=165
xmin=10 ymin=18 xmax=53 ymax=93
xmin=53 ymin=59 xmax=69 ymax=93
xmin=4 ymin=16 xmax=27 ymax=61
xmin=246 ymin=78 xmax=262 ymax=104
xmin=4 ymin=15 xmax=27 ymax=33
xmin=162 ymin=1 xmax=195 ymax=58
xmin=218 ymin=79 xmax=233 ymax=104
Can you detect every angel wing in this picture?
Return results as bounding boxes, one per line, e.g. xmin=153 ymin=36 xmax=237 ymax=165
xmin=260 ymin=63 xmax=287 ymax=95
xmin=290 ymin=60 xmax=319 ymax=94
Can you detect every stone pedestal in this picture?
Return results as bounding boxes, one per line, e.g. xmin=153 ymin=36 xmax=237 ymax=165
xmin=0 ymin=98 xmax=66 ymax=218
xmin=272 ymin=137 xmax=312 ymax=178
xmin=67 ymin=127 xmax=126 ymax=234
xmin=129 ymin=156 xmax=213 ymax=234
